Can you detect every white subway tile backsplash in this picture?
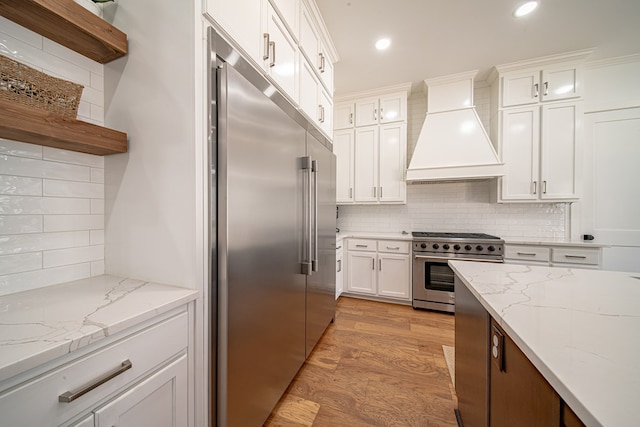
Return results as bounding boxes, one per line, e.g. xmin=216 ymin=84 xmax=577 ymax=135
xmin=43 ymin=244 xmax=103 ymax=268
xmin=0 ymin=231 xmax=90 ymax=255
xmin=0 ymin=252 xmax=42 ymax=275
xmin=0 ymin=263 xmax=91 ymax=296
xmin=0 ymin=195 xmax=90 ymax=215
xmin=0 ymin=176 xmax=42 ymax=196
xmin=0 ymin=215 xmax=43 ymax=235
xmin=0 ymin=139 xmax=43 ymax=159
xmin=1 ymin=155 xmax=91 ymax=181
xmin=44 ymin=214 xmax=103 ymax=232
xmin=43 ymin=147 xmax=104 ymax=168
xmin=43 ymin=180 xmax=103 ymax=198
xmin=0 ymin=19 xmax=106 ymax=294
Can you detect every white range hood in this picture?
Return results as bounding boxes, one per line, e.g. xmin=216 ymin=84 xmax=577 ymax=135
xmin=406 ymin=70 xmax=505 ymax=182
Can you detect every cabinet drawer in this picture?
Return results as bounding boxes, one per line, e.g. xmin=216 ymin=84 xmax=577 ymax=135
xmin=505 ymin=245 xmax=550 ymax=262
xmin=552 ymin=247 xmax=600 ymax=265
xmin=0 ymin=311 xmax=188 ymax=426
xmin=377 ymin=240 xmax=410 ymax=254
xmin=347 ymin=239 xmax=376 ymax=251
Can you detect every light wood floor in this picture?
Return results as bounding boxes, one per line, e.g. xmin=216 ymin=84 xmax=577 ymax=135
xmin=264 ymin=296 xmax=457 ymax=426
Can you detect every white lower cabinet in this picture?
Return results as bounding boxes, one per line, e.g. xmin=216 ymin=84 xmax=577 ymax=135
xmin=0 ymin=309 xmax=190 ymax=427
xmin=336 ymin=243 xmax=344 ymax=298
xmin=505 ymin=243 xmax=602 ymax=269
xmin=345 ymin=238 xmax=411 ymax=301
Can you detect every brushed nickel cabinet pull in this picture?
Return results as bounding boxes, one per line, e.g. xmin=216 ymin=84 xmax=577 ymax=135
xmin=349 ymin=112 xmax=353 ymax=124
xmin=373 ymin=108 xmax=377 ymax=120
xmin=373 ymin=186 xmax=377 ymax=197
xmin=269 ymin=41 xmax=276 ymax=67
xmin=337 ymin=259 xmax=342 ymax=272
xmin=517 ymin=252 xmax=537 ymax=256
xmin=565 ymin=255 xmax=587 ymax=259
xmin=387 ymin=246 xmax=400 ymax=250
xmin=543 ymin=81 xmax=549 ymax=96
xmin=532 ymin=181 xmax=537 ymax=195
xmin=372 ymin=258 xmax=375 ymax=270
xmin=533 ymin=83 xmax=539 ymax=98
xmin=349 ymin=187 xmax=353 ymax=198
xmin=59 ymin=360 xmax=132 ymax=403
xmin=543 ymin=180 xmax=547 ymax=194
xmin=263 ymin=33 xmax=270 ymax=60
xmin=356 ymin=244 xmax=368 ymax=248
xmin=380 ymin=108 xmax=384 ymax=120
xmin=379 ymin=259 xmax=382 ymax=271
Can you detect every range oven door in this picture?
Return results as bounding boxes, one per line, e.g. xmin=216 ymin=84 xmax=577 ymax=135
xmin=412 ymin=254 xmax=502 ymax=313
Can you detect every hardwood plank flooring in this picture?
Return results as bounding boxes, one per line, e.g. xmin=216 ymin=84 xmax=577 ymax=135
xmin=265 ymin=297 xmax=457 ymax=426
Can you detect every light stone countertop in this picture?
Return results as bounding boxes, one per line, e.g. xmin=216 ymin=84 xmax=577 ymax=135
xmin=336 ymin=231 xmax=413 ymax=242
xmin=0 ymin=275 xmax=198 ymax=383
xmin=449 ymin=260 xmax=640 ymax=427
xmin=504 ymin=237 xmax=609 ymax=248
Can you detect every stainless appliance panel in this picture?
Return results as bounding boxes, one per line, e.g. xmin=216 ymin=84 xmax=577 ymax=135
xmin=305 ymin=133 xmax=336 ymax=357
xmin=217 ymin=64 xmax=307 ymax=427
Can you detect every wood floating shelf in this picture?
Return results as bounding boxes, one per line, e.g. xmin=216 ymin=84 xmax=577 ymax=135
xmin=0 ymin=0 xmax=127 ymax=64
xmin=0 ymin=99 xmax=127 ymax=155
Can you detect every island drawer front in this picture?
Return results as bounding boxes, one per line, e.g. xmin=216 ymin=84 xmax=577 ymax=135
xmin=348 ymin=239 xmax=376 ymax=251
xmin=377 ymin=240 xmax=410 ymax=254
xmin=0 ymin=311 xmax=188 ymax=426
xmin=552 ymin=247 xmax=600 ymax=265
xmin=505 ymin=245 xmax=551 ymax=262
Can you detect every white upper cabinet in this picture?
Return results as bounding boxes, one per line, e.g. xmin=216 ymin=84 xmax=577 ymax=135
xmin=299 ymin=55 xmax=332 ymax=137
xmin=334 ymin=129 xmax=355 ymax=203
xmin=378 ymin=123 xmax=407 ymax=203
xmin=299 ymin=2 xmax=320 ymax=66
xmin=205 ymin=0 xmax=263 ymax=64
xmin=334 ymin=102 xmax=355 ymax=130
xmin=263 ymin=3 xmax=299 ymax=102
xmin=354 ymin=126 xmax=379 ymax=202
xmin=355 ymin=93 xmax=407 ymax=127
xmin=269 ymin=0 xmax=299 ymax=39
xmin=501 ymin=64 xmax=583 ymax=107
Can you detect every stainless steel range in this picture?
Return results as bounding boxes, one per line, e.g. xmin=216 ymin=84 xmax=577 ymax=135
xmin=412 ymin=232 xmax=504 ymax=313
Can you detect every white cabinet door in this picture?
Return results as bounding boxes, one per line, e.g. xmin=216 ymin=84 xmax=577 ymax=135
xmin=264 ymin=3 xmax=298 ymax=102
xmin=378 ymin=123 xmax=406 ymax=203
xmin=500 ymin=106 xmax=540 ymax=201
xmin=355 ymin=98 xmax=379 ymax=127
xmin=334 ymin=102 xmax=354 ymax=129
xmin=319 ymin=88 xmax=333 ymax=137
xmin=336 ymin=248 xmax=344 ymax=298
xmin=541 ymin=66 xmax=581 ymax=102
xmin=70 ymin=414 xmax=94 ymax=427
xmin=334 ymin=130 xmax=354 ymax=203
xmin=206 ymin=0 xmax=262 ymax=65
xmin=540 ymin=102 xmax=580 ymax=200
xmin=354 ymin=126 xmax=379 ymax=202
xmin=379 ymin=93 xmax=406 ymax=123
xmin=270 ymin=0 xmax=299 ymax=39
xmin=346 ymin=252 xmax=376 ymax=294
xmin=298 ymin=1 xmax=319 ymax=65
xmin=502 ymin=71 xmax=540 ymax=107
xmin=299 ymin=56 xmax=319 ymax=122
xmin=94 ymin=355 xmax=188 ymax=427
xmin=377 ymin=254 xmax=410 ymax=299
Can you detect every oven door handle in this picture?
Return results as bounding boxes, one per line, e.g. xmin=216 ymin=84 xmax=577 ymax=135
xmin=413 ymin=254 xmax=504 ymax=263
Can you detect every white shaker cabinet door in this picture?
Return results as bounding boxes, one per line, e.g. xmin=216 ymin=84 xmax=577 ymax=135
xmin=354 ymin=126 xmax=379 ymax=202
xmin=377 ymin=254 xmax=410 ymax=300
xmin=378 ymin=123 xmax=406 ymax=203
xmin=540 ymin=102 xmax=581 ymax=200
xmin=500 ymin=106 xmax=540 ymax=201
xmin=379 ymin=93 xmax=406 ymax=124
xmin=541 ymin=66 xmax=581 ymax=102
xmin=264 ymin=3 xmax=299 ymax=102
xmin=334 ymin=102 xmax=355 ymax=129
xmin=355 ymin=98 xmax=379 ymax=127
xmin=299 ymin=56 xmax=320 ymax=122
xmin=94 ymin=355 xmax=188 ymax=427
xmin=346 ymin=252 xmax=376 ymax=295
xmin=206 ymin=0 xmax=262 ymax=65
xmin=319 ymin=88 xmax=333 ymax=137
xmin=501 ymin=71 xmax=540 ymax=107
xmin=334 ymin=130 xmax=355 ymax=203
xmin=299 ymin=1 xmax=319 ymax=65
xmin=270 ymin=0 xmax=299 ymax=38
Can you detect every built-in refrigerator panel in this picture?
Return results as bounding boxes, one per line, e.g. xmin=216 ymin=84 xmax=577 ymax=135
xmin=209 ymin=27 xmax=335 ymax=427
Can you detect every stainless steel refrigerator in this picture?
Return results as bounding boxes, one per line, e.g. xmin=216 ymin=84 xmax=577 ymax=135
xmin=208 ymin=28 xmax=336 ymax=426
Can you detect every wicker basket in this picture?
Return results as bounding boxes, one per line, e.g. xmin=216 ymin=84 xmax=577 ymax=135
xmin=0 ymin=54 xmax=84 ymax=118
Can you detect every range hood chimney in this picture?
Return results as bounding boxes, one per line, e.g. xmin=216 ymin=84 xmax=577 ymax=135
xmin=406 ymin=70 xmax=504 ymax=182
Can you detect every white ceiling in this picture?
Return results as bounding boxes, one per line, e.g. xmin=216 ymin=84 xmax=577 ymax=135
xmin=315 ymin=0 xmax=640 ymax=95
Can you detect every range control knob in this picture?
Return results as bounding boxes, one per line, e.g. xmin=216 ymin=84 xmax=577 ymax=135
xmin=453 ymin=244 xmax=461 ymax=251
xmin=488 ymin=245 xmax=496 ymax=252
xmin=420 ymin=243 xmax=427 ymax=249
xmin=476 ymin=245 xmax=484 ymax=251
xmin=465 ymin=245 xmax=472 ymax=251
xmin=432 ymin=244 xmax=440 ymax=250
xmin=443 ymin=244 xmax=450 ymax=250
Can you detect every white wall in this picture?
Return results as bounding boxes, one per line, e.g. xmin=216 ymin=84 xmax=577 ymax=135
xmin=0 ymin=17 xmax=106 ymax=295
xmin=338 ymin=85 xmax=569 ymax=239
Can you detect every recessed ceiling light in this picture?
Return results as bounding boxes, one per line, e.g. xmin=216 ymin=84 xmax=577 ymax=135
xmin=514 ymin=1 xmax=539 ymax=17
xmin=375 ymin=38 xmax=391 ymax=50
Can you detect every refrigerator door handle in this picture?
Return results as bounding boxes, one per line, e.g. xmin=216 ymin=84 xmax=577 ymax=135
xmin=311 ymin=159 xmax=319 ymax=272
xmin=301 ymin=156 xmax=313 ymax=275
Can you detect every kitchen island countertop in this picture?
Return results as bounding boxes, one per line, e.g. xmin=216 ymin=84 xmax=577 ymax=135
xmin=449 ymin=260 xmax=640 ymax=427
xmin=0 ymin=275 xmax=198 ymax=383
